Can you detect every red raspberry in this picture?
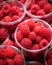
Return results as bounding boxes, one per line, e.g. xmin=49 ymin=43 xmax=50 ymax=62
xmin=27 ymin=20 xmax=35 ymax=30
xmin=0 ymin=0 xmax=3 ymax=3
xmin=28 ymin=31 xmax=36 ymax=41
xmin=0 ymin=59 xmax=6 ymax=65
xmin=2 ymin=4 xmax=11 ymax=14
xmin=0 ymin=10 xmax=4 ymax=19
xmin=44 ymin=4 xmax=52 ymax=13
xmin=6 ymin=59 xmax=15 ymax=65
xmin=36 ymin=35 xmax=42 ymax=43
xmin=19 ymin=24 xmax=30 ymax=36
xmin=33 ymin=25 xmax=51 ymax=40
xmin=0 ymin=28 xmax=8 ymax=41
xmin=16 ymin=31 xmax=24 ymax=42
xmin=39 ymin=39 xmax=49 ymax=48
xmin=3 ymin=16 xmax=12 ymax=22
xmin=14 ymin=54 xmax=24 ymax=65
xmin=21 ymin=0 xmax=26 ymax=3
xmin=46 ymin=51 xmax=52 ymax=59
xmin=6 ymin=47 xmax=16 ymax=58
xmin=18 ymin=22 xmax=26 ymax=29
xmin=14 ymin=42 xmax=19 ymax=48
xmin=0 ymin=48 xmax=7 ymax=59
xmin=31 ymin=44 xmax=40 ymax=50
xmin=36 ymin=9 xmax=45 ymax=16
xmin=35 ymin=22 xmax=44 ymax=26
xmin=47 ymin=59 xmax=52 ymax=65
xmin=9 ymin=2 xmax=17 ymax=6
xmin=11 ymin=6 xmax=20 ymax=15
xmin=5 ymin=39 xmax=14 ymax=46
xmin=37 ymin=0 xmax=48 ymax=8
xmin=12 ymin=15 xmax=20 ymax=21
xmin=31 ymin=4 xmax=40 ymax=14
xmin=21 ymin=38 xmax=32 ymax=49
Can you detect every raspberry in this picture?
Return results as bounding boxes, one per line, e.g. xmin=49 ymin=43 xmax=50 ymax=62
xmin=11 ymin=6 xmax=20 ymax=15
xmin=46 ymin=51 xmax=52 ymax=59
xmin=37 ymin=0 xmax=48 ymax=8
xmin=6 ymin=59 xmax=15 ymax=65
xmin=31 ymin=44 xmax=40 ymax=50
xmin=36 ymin=35 xmax=42 ymax=43
xmin=31 ymin=4 xmax=40 ymax=14
xmin=0 ymin=10 xmax=4 ymax=19
xmin=12 ymin=15 xmax=20 ymax=21
xmin=9 ymin=2 xmax=17 ymax=6
xmin=36 ymin=9 xmax=45 ymax=16
xmin=27 ymin=20 xmax=35 ymax=30
xmin=0 ymin=28 xmax=8 ymax=41
xmin=14 ymin=54 xmax=24 ymax=65
xmin=21 ymin=0 xmax=26 ymax=3
xmin=3 ymin=16 xmax=12 ymax=22
xmin=0 ymin=0 xmax=3 ymax=3
xmin=44 ymin=4 xmax=52 ymax=13
xmin=0 ymin=48 xmax=7 ymax=59
xmin=47 ymin=59 xmax=52 ymax=65
xmin=5 ymin=39 xmax=14 ymax=46
xmin=35 ymin=22 xmax=44 ymax=26
xmin=28 ymin=31 xmax=36 ymax=41
xmin=19 ymin=24 xmax=30 ymax=36
xmin=39 ymin=39 xmax=49 ymax=48
xmin=6 ymin=47 xmax=16 ymax=58
xmin=0 ymin=59 xmax=6 ymax=65
xmin=21 ymin=38 xmax=32 ymax=49
xmin=2 ymin=3 xmax=11 ymax=14
xmin=14 ymin=42 xmax=19 ymax=48
xmin=33 ymin=25 xmax=51 ymax=40
xmin=16 ymin=31 xmax=24 ymax=42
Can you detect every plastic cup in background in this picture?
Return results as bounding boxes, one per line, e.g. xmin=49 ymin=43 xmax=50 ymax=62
xmin=0 ymin=45 xmax=25 ymax=65
xmin=44 ymin=47 xmax=52 ymax=65
xmin=26 ymin=0 xmax=52 ymax=23
xmin=15 ymin=19 xmax=52 ymax=61
xmin=26 ymin=61 xmax=43 ymax=65
xmin=0 ymin=1 xmax=26 ymax=33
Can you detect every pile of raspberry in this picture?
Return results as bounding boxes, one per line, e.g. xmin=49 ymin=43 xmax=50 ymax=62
xmin=46 ymin=49 xmax=52 ymax=65
xmin=0 ymin=2 xmax=23 ymax=22
xmin=0 ymin=28 xmax=8 ymax=44
xmin=0 ymin=46 xmax=24 ymax=65
xmin=16 ymin=20 xmax=51 ymax=50
xmin=28 ymin=0 xmax=52 ymax=16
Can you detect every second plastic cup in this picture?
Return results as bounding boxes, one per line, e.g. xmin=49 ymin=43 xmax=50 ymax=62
xmin=15 ymin=19 xmax=52 ymax=61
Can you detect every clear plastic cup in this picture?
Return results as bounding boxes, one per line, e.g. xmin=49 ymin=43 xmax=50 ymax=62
xmin=26 ymin=61 xmax=43 ymax=65
xmin=44 ymin=47 xmax=52 ymax=65
xmin=15 ymin=19 xmax=52 ymax=61
xmin=0 ymin=1 xmax=26 ymax=33
xmin=0 ymin=45 xmax=25 ymax=65
xmin=26 ymin=0 xmax=52 ymax=23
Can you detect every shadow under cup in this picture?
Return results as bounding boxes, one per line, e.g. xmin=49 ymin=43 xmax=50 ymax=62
xmin=0 ymin=1 xmax=26 ymax=33
xmin=15 ymin=19 xmax=52 ymax=61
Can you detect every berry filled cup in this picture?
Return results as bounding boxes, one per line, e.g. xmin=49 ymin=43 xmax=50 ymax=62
xmin=26 ymin=61 xmax=43 ymax=65
xmin=0 ymin=1 xmax=26 ymax=33
xmin=15 ymin=19 xmax=52 ymax=61
xmin=0 ymin=45 xmax=25 ymax=65
xmin=26 ymin=0 xmax=52 ymax=23
xmin=44 ymin=47 xmax=52 ymax=65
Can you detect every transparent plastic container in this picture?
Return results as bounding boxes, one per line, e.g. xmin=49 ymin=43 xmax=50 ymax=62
xmin=0 ymin=1 xmax=26 ymax=33
xmin=26 ymin=61 xmax=43 ymax=65
xmin=15 ymin=19 xmax=52 ymax=61
xmin=0 ymin=45 xmax=25 ymax=65
xmin=26 ymin=0 xmax=52 ymax=23
xmin=44 ymin=47 xmax=52 ymax=65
